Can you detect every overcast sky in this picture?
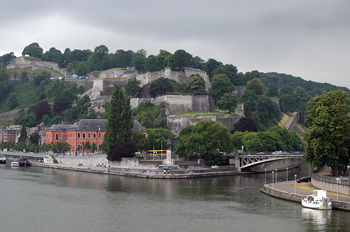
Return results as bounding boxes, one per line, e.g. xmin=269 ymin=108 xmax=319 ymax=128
xmin=1 ymin=0 xmax=349 ymax=88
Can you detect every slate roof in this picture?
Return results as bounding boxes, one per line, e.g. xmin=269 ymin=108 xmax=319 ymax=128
xmin=47 ymin=119 xmax=147 ymax=133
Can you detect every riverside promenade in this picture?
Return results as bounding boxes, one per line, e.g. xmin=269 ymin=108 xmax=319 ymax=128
xmin=30 ymin=161 xmax=243 ymax=179
xmin=261 ymin=181 xmax=350 ymax=211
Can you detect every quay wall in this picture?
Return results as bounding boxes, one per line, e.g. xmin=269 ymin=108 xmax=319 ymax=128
xmin=311 ymin=173 xmax=350 ymax=195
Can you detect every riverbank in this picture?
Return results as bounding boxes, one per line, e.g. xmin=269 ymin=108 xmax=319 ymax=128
xmin=260 ymin=181 xmax=350 ymax=211
xmin=31 ymin=161 xmax=246 ymax=179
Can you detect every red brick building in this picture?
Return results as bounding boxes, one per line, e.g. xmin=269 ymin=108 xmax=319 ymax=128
xmin=45 ymin=119 xmax=147 ymax=153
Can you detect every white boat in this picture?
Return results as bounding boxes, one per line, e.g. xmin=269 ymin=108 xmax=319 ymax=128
xmin=301 ymin=190 xmax=332 ymax=210
xmin=11 ymin=162 xmax=19 ymax=167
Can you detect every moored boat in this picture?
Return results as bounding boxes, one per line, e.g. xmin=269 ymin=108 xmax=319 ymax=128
xmin=301 ymin=190 xmax=332 ymax=210
xmin=18 ymin=157 xmax=31 ymax=167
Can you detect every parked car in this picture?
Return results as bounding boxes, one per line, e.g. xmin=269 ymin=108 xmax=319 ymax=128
xmin=256 ymin=152 xmax=266 ymax=155
xmin=211 ymin=165 xmax=219 ymax=169
xmin=162 ymin=166 xmax=172 ymax=170
xmin=297 ymin=176 xmax=311 ymax=183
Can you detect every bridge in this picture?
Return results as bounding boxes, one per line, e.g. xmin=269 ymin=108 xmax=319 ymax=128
xmin=235 ymin=154 xmax=303 ymax=172
xmin=0 ymin=151 xmax=43 ymax=160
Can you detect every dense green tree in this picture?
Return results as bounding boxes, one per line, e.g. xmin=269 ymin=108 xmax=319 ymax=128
xmin=18 ymin=126 xmax=28 ymax=143
xmin=0 ymin=52 xmax=16 ymax=67
xmin=156 ymin=50 xmax=171 ymax=69
xmin=147 ymin=128 xmax=175 ymax=150
xmin=7 ymin=93 xmax=19 ymax=109
xmin=84 ymin=141 xmax=91 ymax=153
xmin=133 ymin=55 xmax=146 ymax=72
xmin=149 ymin=77 xmax=174 ymax=97
xmin=211 ymin=64 xmax=238 ymax=85
xmin=210 ymin=74 xmax=234 ymax=101
xmin=22 ymin=42 xmax=43 ymax=58
xmin=188 ymin=56 xmax=205 ymax=70
xmin=145 ymin=55 xmax=160 ymax=72
xmin=91 ymin=143 xmax=97 ymax=153
xmin=239 ymin=90 xmax=258 ymax=116
xmin=66 ymin=63 xmax=74 ymax=73
xmin=280 ymin=93 xmax=297 ymax=112
xmin=247 ymin=78 xmax=265 ymax=95
xmin=244 ymin=70 xmax=260 ymax=84
xmin=21 ymin=71 xmax=29 ymax=82
xmin=41 ymin=47 xmax=62 ymax=63
xmin=205 ymin=58 xmax=223 ymax=79
xmin=176 ymin=120 xmax=234 ymax=164
xmin=104 ymin=84 xmax=134 ymax=160
xmin=0 ymin=68 xmax=13 ymax=102
xmin=53 ymin=96 xmax=72 ymax=115
xmin=33 ymin=72 xmax=50 ymax=86
xmin=29 ymin=131 xmax=40 ymax=145
xmin=132 ymin=131 xmax=148 ymax=151
xmin=233 ymin=116 xmax=258 ymax=132
xmin=304 ymin=90 xmax=350 ymax=175
xmin=171 ymin=49 xmax=192 ymax=72
xmin=266 ymin=83 xmax=279 ymax=97
xmin=126 ymin=79 xmax=141 ymax=97
xmin=256 ymin=95 xmax=282 ymax=127
xmin=217 ymin=93 xmax=238 ymax=112
xmin=75 ymin=61 xmax=89 ymax=77
xmin=187 ymin=74 xmax=207 ymax=95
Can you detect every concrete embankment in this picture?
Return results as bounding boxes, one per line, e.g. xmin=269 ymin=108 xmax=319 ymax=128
xmin=260 ymin=181 xmax=350 ymax=211
xmin=31 ymin=162 xmax=244 ymax=179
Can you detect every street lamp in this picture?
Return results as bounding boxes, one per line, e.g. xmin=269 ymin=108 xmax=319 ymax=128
xmin=286 ymin=167 xmax=288 ymax=181
xmin=295 ymin=175 xmax=297 ymax=195
xmin=336 ymin=178 xmax=341 ymax=201
xmin=265 ymin=168 xmax=267 ymax=185
xmin=272 ymin=171 xmax=274 ymax=189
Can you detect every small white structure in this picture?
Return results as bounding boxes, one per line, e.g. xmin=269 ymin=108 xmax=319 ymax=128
xmin=162 ymin=150 xmax=174 ymax=165
xmin=11 ymin=162 xmax=19 ymax=167
xmin=302 ymin=190 xmax=332 ymax=210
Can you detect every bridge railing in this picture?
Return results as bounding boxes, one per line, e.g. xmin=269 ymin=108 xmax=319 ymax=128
xmin=187 ymin=165 xmax=235 ymax=170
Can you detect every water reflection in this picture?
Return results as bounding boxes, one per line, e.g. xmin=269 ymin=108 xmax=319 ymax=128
xmin=302 ymin=208 xmax=332 ymax=231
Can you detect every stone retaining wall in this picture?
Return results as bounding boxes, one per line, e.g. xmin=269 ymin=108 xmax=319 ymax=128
xmin=311 ymin=173 xmax=350 ymax=195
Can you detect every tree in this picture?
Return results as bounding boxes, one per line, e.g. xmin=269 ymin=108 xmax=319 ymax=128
xmin=53 ymin=96 xmax=71 ymax=115
xmin=210 ymin=74 xmax=234 ymax=101
xmin=149 ymin=77 xmax=174 ymax=97
xmin=145 ymin=55 xmax=160 ymax=72
xmin=84 ymin=141 xmax=91 ymax=153
xmin=211 ymin=64 xmax=238 ymax=85
xmin=266 ymin=83 xmax=279 ymax=97
xmin=256 ymin=95 xmax=282 ymax=127
xmin=104 ymin=84 xmax=134 ymax=160
xmin=126 ymin=79 xmax=141 ymax=97
xmin=239 ymin=89 xmax=258 ymax=116
xmin=22 ymin=42 xmax=43 ymax=58
xmin=0 ymin=67 xmax=14 ymax=102
xmin=280 ymin=93 xmax=296 ymax=112
xmin=171 ymin=49 xmax=192 ymax=72
xmin=29 ymin=132 xmax=40 ymax=145
xmin=75 ymin=61 xmax=89 ymax=77
xmin=176 ymin=120 xmax=234 ymax=164
xmin=132 ymin=131 xmax=148 ymax=151
xmin=110 ymin=140 xmax=136 ymax=161
xmin=91 ymin=143 xmax=97 ymax=153
xmin=146 ymin=128 xmax=175 ymax=150
xmin=205 ymin=58 xmax=223 ymax=79
xmin=187 ymin=74 xmax=207 ymax=95
xmin=244 ymin=70 xmax=260 ymax=84
xmin=18 ymin=126 xmax=28 ymax=143
xmin=304 ymin=90 xmax=350 ymax=175
xmin=21 ymin=71 xmax=29 ymax=82
xmin=217 ymin=93 xmax=238 ymax=112
xmin=7 ymin=93 xmax=19 ymax=109
xmin=133 ymin=55 xmax=146 ymax=72
xmin=247 ymin=78 xmax=264 ymax=95
xmin=233 ymin=116 xmax=258 ymax=132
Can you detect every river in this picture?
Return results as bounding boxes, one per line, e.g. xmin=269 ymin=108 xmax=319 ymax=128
xmin=0 ymin=164 xmax=349 ymax=232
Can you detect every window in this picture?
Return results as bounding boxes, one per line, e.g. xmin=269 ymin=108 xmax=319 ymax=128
xmin=78 ymin=133 xmax=81 ymax=138
xmin=93 ymin=133 xmax=96 ymax=138
xmin=98 ymin=133 xmax=101 ymax=138
xmin=88 ymin=133 xmax=91 ymax=138
xmin=55 ymin=134 xmax=59 ymax=140
xmin=83 ymin=133 xmax=86 ymax=138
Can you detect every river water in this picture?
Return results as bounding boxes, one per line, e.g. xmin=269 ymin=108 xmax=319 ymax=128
xmin=0 ymin=164 xmax=349 ymax=232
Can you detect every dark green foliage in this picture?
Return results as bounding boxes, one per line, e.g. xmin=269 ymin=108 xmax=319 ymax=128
xmin=244 ymin=70 xmax=260 ymax=84
xmin=110 ymin=140 xmax=136 ymax=161
xmin=0 ymin=52 xmax=16 ymax=67
xmin=256 ymin=95 xmax=282 ymax=127
xmin=176 ymin=120 xmax=234 ymax=165
xmin=211 ymin=64 xmax=239 ymax=85
xmin=104 ymin=84 xmax=133 ymax=160
xmin=7 ymin=93 xmax=19 ymax=109
xmin=22 ymin=42 xmax=43 ymax=58
xmin=156 ymin=50 xmax=171 ymax=69
xmin=41 ymin=47 xmax=62 ymax=63
xmin=266 ymin=83 xmax=279 ymax=97
xmin=133 ymin=55 xmax=146 ymax=72
xmin=133 ymin=101 xmax=165 ymax=128
xmin=18 ymin=127 xmax=28 ymax=143
xmin=187 ymin=74 xmax=207 ymax=95
xmin=0 ymin=67 xmax=14 ymax=102
xmin=280 ymin=93 xmax=296 ymax=112
xmin=147 ymin=128 xmax=175 ymax=150
xmin=217 ymin=93 xmax=238 ymax=112
xmin=205 ymin=58 xmax=223 ymax=79
xmin=210 ymin=74 xmax=234 ymax=101
xmin=171 ymin=49 xmax=192 ymax=72
xmin=247 ymin=78 xmax=264 ymax=95
xmin=132 ymin=131 xmax=149 ymax=151
xmin=125 ymin=79 xmax=141 ymax=97
xmin=53 ymin=96 xmax=71 ymax=115
xmin=75 ymin=61 xmax=89 ymax=77
xmin=33 ymin=72 xmax=50 ymax=86
xmin=233 ymin=116 xmax=258 ymax=132
xmin=149 ymin=77 xmax=174 ymax=97
xmin=29 ymin=131 xmax=40 ymax=145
